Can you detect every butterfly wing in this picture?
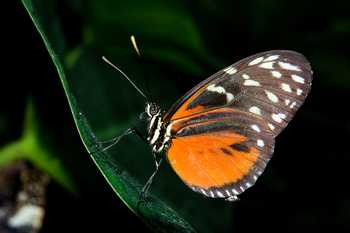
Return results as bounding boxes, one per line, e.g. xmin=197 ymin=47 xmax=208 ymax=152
xmin=164 ymin=50 xmax=313 ymax=136
xmin=167 ymin=108 xmax=274 ymax=200
xmin=165 ymin=50 xmax=313 ymax=199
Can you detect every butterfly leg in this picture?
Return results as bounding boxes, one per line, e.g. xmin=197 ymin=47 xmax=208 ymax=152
xmin=88 ymin=127 xmax=135 ymax=154
xmin=87 ymin=128 xmax=135 ymax=173
xmin=152 ymin=151 xmax=163 ymax=167
xmin=99 ymin=128 xmax=135 ymax=152
xmin=139 ymin=156 xmax=163 ymax=201
xmin=88 ymin=127 xmax=135 ymax=158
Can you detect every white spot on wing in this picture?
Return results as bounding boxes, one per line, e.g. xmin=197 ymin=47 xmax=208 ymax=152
xmin=281 ymin=83 xmax=292 ymax=93
xmin=278 ymin=61 xmax=301 ymax=71
xmin=268 ymin=123 xmax=275 ymax=130
xmin=285 ymin=99 xmax=290 ymax=106
xmin=265 ymin=90 xmax=279 ymax=103
xmin=291 ymin=74 xmax=305 ymax=83
xmin=290 ymin=101 xmax=297 ymax=108
xmin=242 ymin=73 xmax=250 ymax=79
xmin=216 ymin=191 xmax=225 ymax=197
xmin=224 ymin=67 xmax=237 ymax=75
xmin=259 ymin=61 xmax=275 ymax=69
xmin=271 ymin=70 xmax=282 ymax=78
xmin=244 ymin=80 xmax=260 ymax=86
xmin=257 ymin=139 xmax=265 ymax=147
xmin=297 ymin=88 xmax=303 ymax=95
xmin=207 ymin=84 xmax=234 ymax=103
xmin=272 ymin=114 xmax=282 ymax=123
xmin=209 ymin=191 xmax=214 ymax=197
xmin=251 ymin=124 xmax=261 ymax=132
xmin=207 ymin=84 xmax=225 ymax=93
xmin=232 ymin=189 xmax=239 ymax=195
xmin=249 ymin=56 xmax=264 ymax=66
xmin=264 ymin=55 xmax=279 ymax=61
xmin=272 ymin=113 xmax=286 ymax=123
xmin=249 ymin=106 xmax=262 ymax=115
xmin=226 ymin=93 xmax=234 ymax=102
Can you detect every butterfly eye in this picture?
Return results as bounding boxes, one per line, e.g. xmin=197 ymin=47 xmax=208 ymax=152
xmin=145 ymin=102 xmax=160 ymax=117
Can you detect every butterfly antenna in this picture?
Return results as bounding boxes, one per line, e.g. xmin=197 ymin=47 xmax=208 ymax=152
xmin=130 ymin=35 xmax=153 ymax=101
xmin=102 ymin=56 xmax=148 ymax=100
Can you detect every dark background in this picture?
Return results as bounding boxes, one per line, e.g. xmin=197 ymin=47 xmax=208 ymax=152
xmin=3 ymin=0 xmax=350 ymax=232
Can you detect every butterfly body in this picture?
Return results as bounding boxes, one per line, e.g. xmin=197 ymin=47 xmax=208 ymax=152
xmin=145 ymin=103 xmax=171 ymax=153
xmin=140 ymin=50 xmax=312 ymax=201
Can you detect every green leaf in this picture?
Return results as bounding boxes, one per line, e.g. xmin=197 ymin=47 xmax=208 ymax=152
xmin=21 ymin=0 xmax=235 ymax=232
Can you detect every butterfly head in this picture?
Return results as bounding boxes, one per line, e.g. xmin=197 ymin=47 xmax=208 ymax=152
xmin=138 ymin=102 xmax=159 ymax=121
xmin=145 ymin=102 xmax=161 ymax=118
xmin=142 ymin=102 xmax=163 ymax=135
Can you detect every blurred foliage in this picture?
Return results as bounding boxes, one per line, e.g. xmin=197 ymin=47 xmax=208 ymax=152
xmin=0 ymin=100 xmax=75 ymax=192
xmin=3 ymin=0 xmax=348 ymax=232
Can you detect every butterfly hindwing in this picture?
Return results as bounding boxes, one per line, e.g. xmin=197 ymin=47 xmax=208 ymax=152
xmin=167 ymin=108 xmax=274 ymax=199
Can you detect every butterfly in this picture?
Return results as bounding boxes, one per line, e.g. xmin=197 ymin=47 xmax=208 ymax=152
xmin=102 ymin=50 xmax=313 ymax=201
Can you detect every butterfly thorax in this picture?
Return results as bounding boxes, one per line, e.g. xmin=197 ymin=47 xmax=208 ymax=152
xmin=145 ymin=102 xmax=172 ymax=153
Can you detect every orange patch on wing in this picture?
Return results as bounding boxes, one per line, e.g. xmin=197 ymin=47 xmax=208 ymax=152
xmin=167 ymin=132 xmax=259 ymax=189
xmin=175 ymin=105 xmax=205 ymax=119
xmin=171 ymin=85 xmax=208 ymax=120
xmin=169 ymin=108 xmax=234 ymax=134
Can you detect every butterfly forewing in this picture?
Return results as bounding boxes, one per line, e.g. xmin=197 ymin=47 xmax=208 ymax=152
xmin=222 ymin=50 xmax=313 ymax=136
xmin=166 ymin=50 xmax=312 ymax=136
xmin=164 ymin=50 xmax=312 ymax=200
